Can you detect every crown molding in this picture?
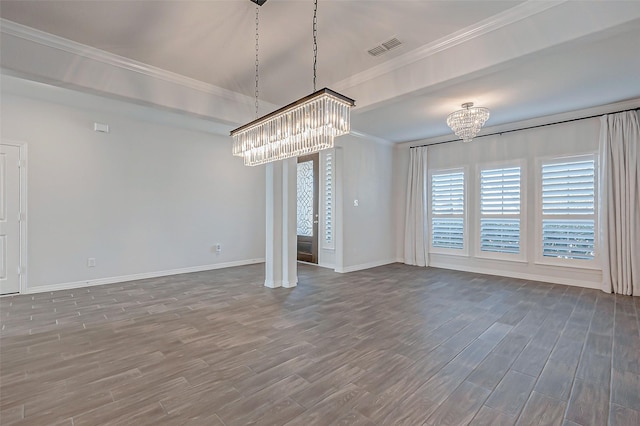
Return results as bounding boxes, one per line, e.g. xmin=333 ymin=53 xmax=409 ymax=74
xmin=349 ymin=130 xmax=394 ymax=147
xmin=401 ymin=97 xmax=640 ymax=148
xmin=0 ymin=18 xmax=264 ymax=108
xmin=332 ymin=1 xmax=566 ymax=92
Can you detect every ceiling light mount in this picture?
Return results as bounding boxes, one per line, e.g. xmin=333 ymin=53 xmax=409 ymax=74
xmin=446 ymin=102 xmax=490 ymax=143
xmin=232 ymin=0 xmax=355 ymax=166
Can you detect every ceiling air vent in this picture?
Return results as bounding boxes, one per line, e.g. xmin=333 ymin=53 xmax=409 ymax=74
xmin=382 ymin=38 xmax=402 ymax=50
xmin=367 ymin=46 xmax=388 ymax=57
xmin=367 ymin=37 xmax=402 ymax=57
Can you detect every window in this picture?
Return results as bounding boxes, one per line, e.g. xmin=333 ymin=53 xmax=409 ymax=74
xmin=296 ymin=160 xmax=314 ymax=237
xmin=431 ymin=170 xmax=465 ymax=251
xmin=480 ymin=166 xmax=521 ymax=255
xmin=321 ymin=150 xmax=334 ymax=249
xmin=540 ymin=157 xmax=596 ymax=261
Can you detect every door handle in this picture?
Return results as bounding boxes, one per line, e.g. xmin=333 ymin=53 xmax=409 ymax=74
xmin=313 ymin=220 xmax=319 ymax=224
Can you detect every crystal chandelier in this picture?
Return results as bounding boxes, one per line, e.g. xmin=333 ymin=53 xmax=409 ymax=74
xmin=446 ymin=102 xmax=490 ymax=143
xmin=232 ymin=89 xmax=354 ymax=166
xmin=231 ymin=0 xmax=355 ymax=166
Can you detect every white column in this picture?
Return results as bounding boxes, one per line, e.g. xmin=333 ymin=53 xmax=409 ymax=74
xmin=264 ymin=160 xmax=297 ymax=288
xmin=264 ymin=162 xmax=282 ymax=288
xmin=282 ymin=158 xmax=298 ymax=288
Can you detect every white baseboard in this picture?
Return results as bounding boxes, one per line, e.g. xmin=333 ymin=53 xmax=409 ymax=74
xmin=335 ymin=258 xmax=397 ymax=274
xmin=264 ymin=279 xmax=298 ymax=289
xmin=428 ymin=260 xmax=601 ymax=290
xmin=316 ymin=262 xmax=336 ymax=270
xmin=25 ymin=258 xmax=265 ymax=294
xmin=23 ymin=257 xmax=600 ymax=294
xmin=264 ymin=280 xmax=280 ymax=288
xmin=282 ymin=279 xmax=298 ymax=288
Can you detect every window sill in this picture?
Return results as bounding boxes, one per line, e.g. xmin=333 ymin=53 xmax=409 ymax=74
xmin=534 ymin=260 xmax=601 ymax=271
xmin=474 ymin=254 xmax=528 ymax=264
xmin=429 ymin=250 xmax=469 ymax=257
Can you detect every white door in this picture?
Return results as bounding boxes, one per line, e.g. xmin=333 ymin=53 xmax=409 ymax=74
xmin=0 ymin=144 xmax=21 ymax=295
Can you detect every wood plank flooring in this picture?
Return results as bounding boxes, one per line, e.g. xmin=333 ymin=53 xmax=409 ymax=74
xmin=1 ymin=263 xmax=639 ymax=425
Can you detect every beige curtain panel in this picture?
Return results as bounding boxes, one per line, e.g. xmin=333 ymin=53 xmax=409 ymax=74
xmin=404 ymin=146 xmax=429 ymax=267
xmin=599 ymin=110 xmax=640 ymax=296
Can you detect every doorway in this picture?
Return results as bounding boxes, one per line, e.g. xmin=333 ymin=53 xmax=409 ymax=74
xmin=297 ymin=153 xmax=319 ymax=263
xmin=0 ymin=143 xmax=24 ymax=295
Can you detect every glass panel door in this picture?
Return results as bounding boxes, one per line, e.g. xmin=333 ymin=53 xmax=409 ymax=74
xmin=297 ymin=154 xmax=319 ymax=263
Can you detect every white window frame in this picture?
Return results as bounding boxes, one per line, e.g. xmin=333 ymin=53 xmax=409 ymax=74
xmin=535 ymin=153 xmax=599 ymax=269
xmin=475 ymin=160 xmax=526 ymax=262
xmin=320 ymin=149 xmax=335 ymax=250
xmin=429 ymin=167 xmax=468 ymax=256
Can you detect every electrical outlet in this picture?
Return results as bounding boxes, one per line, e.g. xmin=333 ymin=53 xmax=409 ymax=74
xmin=87 ymin=258 xmax=96 ymax=267
xmin=215 ymin=244 xmax=222 ymax=253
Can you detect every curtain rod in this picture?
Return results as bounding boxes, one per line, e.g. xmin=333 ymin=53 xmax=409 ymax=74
xmin=410 ymin=107 xmax=640 ymax=149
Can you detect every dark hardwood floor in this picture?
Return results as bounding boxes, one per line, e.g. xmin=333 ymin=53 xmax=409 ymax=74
xmin=1 ymin=263 xmax=639 ymax=425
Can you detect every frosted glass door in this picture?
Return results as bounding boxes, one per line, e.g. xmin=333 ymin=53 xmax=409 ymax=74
xmin=297 ymin=154 xmax=319 ymax=263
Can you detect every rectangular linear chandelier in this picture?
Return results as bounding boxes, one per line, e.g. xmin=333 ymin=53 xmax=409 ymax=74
xmin=231 ymin=88 xmax=355 ymax=166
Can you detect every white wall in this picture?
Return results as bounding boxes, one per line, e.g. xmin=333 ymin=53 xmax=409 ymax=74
xmin=335 ymin=134 xmax=396 ymax=272
xmin=1 ymin=77 xmax=265 ymax=292
xmin=394 ymin=114 xmax=606 ymax=289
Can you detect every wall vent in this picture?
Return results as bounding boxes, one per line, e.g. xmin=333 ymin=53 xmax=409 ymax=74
xmin=367 ymin=37 xmax=402 ymax=57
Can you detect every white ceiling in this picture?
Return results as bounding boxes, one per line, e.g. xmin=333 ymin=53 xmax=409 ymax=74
xmin=1 ymin=0 xmax=640 ymax=143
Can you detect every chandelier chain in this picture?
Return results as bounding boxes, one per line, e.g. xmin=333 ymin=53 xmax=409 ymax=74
xmin=255 ymin=5 xmax=259 ymax=118
xmin=313 ymin=0 xmax=318 ymax=92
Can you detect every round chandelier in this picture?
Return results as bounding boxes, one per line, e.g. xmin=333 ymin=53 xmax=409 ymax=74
xmin=446 ymin=102 xmax=490 ymax=143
